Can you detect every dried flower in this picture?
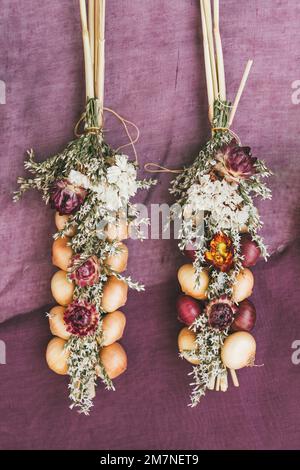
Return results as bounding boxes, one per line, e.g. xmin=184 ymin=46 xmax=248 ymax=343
xmin=50 ymin=179 xmax=87 ymax=215
xmin=205 ymin=232 xmax=234 ymax=272
xmin=215 ymin=140 xmax=257 ymax=182
xmin=69 ymin=255 xmax=100 ymax=287
xmin=64 ymin=300 xmax=99 ymax=337
xmin=206 ymin=295 xmax=237 ymax=331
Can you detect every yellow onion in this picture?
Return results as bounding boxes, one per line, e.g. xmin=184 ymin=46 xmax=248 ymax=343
xmin=51 ymin=270 xmax=74 ymax=306
xmin=105 ymin=220 xmax=128 ymax=242
xmin=46 ymin=337 xmax=69 ymax=375
xmin=178 ymin=327 xmax=200 ymax=365
xmin=101 ymin=276 xmax=128 ymax=313
xmin=178 ymin=264 xmax=209 ymax=300
xmin=105 ymin=243 xmax=128 ymax=273
xmin=99 ymin=342 xmax=127 ymax=379
xmin=221 ymin=331 xmax=256 ymax=370
xmin=52 ymin=237 xmax=73 ymax=271
xmin=48 ymin=305 xmax=71 ymax=340
xmin=55 ymin=212 xmax=76 ymax=237
xmin=102 ymin=311 xmax=126 ymax=346
xmin=232 ymin=268 xmax=254 ymax=303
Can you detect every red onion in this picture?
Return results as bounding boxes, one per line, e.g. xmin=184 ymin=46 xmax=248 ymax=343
xmin=240 ymin=234 xmax=261 ymax=267
xmin=184 ymin=242 xmax=196 ymax=261
xmin=176 ymin=295 xmax=202 ymax=325
xmin=231 ymin=299 xmax=256 ymax=332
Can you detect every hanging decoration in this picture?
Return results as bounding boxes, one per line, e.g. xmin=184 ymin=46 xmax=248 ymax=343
xmin=14 ymin=0 xmax=155 ymax=414
xmin=171 ymin=0 xmax=271 ymax=405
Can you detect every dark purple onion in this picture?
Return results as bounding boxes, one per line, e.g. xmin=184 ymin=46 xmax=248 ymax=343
xmin=240 ymin=234 xmax=261 ymax=267
xmin=176 ymin=295 xmax=202 ymax=325
xmin=231 ymin=299 xmax=256 ymax=332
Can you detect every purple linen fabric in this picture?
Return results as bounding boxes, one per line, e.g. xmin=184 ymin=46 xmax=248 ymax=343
xmin=0 ymin=0 xmax=299 ymax=449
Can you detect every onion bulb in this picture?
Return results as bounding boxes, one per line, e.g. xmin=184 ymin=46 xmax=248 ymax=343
xmin=51 ymin=270 xmax=74 ymax=306
xmin=240 ymin=234 xmax=261 ymax=268
xmin=221 ymin=331 xmax=256 ymax=370
xmin=178 ymin=327 xmax=200 ymax=365
xmin=46 ymin=337 xmax=69 ymax=375
xmin=48 ymin=305 xmax=70 ymax=340
xmin=105 ymin=220 xmax=128 ymax=242
xmin=102 ymin=311 xmax=126 ymax=346
xmin=55 ymin=212 xmax=76 ymax=237
xmin=52 ymin=237 xmax=73 ymax=271
xmin=101 ymin=276 xmax=128 ymax=313
xmin=231 ymin=299 xmax=256 ymax=332
xmin=232 ymin=268 xmax=254 ymax=303
xmin=105 ymin=243 xmax=128 ymax=273
xmin=99 ymin=342 xmax=127 ymax=379
xmin=176 ymin=295 xmax=202 ymax=325
xmin=178 ymin=264 xmax=209 ymax=300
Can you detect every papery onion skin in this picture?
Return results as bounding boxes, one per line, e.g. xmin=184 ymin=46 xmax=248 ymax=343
xmin=240 ymin=234 xmax=261 ymax=268
xmin=178 ymin=264 xmax=209 ymax=300
xmin=231 ymin=299 xmax=256 ymax=332
xmin=49 ymin=305 xmax=71 ymax=340
xmin=105 ymin=243 xmax=128 ymax=273
xmin=176 ymin=295 xmax=202 ymax=326
xmin=46 ymin=337 xmax=69 ymax=375
xmin=99 ymin=342 xmax=127 ymax=379
xmin=101 ymin=276 xmax=128 ymax=313
xmin=221 ymin=331 xmax=256 ymax=370
xmin=102 ymin=311 xmax=126 ymax=346
xmin=178 ymin=327 xmax=200 ymax=365
xmin=52 ymin=237 xmax=73 ymax=271
xmin=232 ymin=268 xmax=254 ymax=303
xmin=51 ymin=270 xmax=75 ymax=306
xmin=105 ymin=220 xmax=128 ymax=242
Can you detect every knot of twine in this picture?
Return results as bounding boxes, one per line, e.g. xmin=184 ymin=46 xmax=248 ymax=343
xmin=144 ymin=126 xmax=241 ymax=175
xmin=74 ymin=107 xmax=140 ymax=164
xmin=211 ymin=126 xmax=241 ymax=145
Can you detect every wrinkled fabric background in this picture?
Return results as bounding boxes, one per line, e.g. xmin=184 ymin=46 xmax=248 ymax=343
xmin=0 ymin=0 xmax=300 ymax=450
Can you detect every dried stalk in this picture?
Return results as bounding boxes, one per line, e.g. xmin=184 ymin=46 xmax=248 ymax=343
xmin=200 ymin=0 xmax=214 ymax=123
xmin=88 ymin=0 xmax=95 ymax=68
xmin=203 ymin=0 xmax=218 ymax=99
xmin=228 ymin=59 xmax=253 ymax=127
xmin=95 ymin=0 xmax=106 ymax=127
xmin=79 ymin=0 xmax=95 ymax=99
xmin=213 ymin=0 xmax=226 ymax=100
xmin=230 ymin=368 xmax=239 ymax=387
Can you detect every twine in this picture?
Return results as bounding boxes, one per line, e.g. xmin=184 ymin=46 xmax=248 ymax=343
xmin=74 ymin=107 xmax=140 ymax=164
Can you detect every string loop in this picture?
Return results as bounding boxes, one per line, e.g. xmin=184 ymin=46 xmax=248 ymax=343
xmin=74 ymin=107 xmax=140 ymax=164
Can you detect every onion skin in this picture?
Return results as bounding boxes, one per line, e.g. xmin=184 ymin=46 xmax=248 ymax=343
xmin=99 ymin=342 xmax=127 ymax=379
xmin=178 ymin=264 xmax=209 ymax=300
xmin=221 ymin=331 xmax=256 ymax=370
xmin=176 ymin=295 xmax=202 ymax=326
xmin=232 ymin=268 xmax=254 ymax=303
xmin=51 ymin=270 xmax=74 ymax=306
xmin=49 ymin=305 xmax=71 ymax=340
xmin=102 ymin=311 xmax=126 ymax=346
xmin=55 ymin=212 xmax=76 ymax=237
xmin=240 ymin=234 xmax=261 ymax=268
xmin=46 ymin=337 xmax=69 ymax=375
xmin=184 ymin=249 xmax=196 ymax=261
xmin=105 ymin=243 xmax=128 ymax=273
xmin=105 ymin=220 xmax=128 ymax=242
xmin=101 ymin=276 xmax=128 ymax=313
xmin=231 ymin=299 xmax=256 ymax=332
xmin=178 ymin=327 xmax=200 ymax=365
xmin=52 ymin=237 xmax=73 ymax=271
